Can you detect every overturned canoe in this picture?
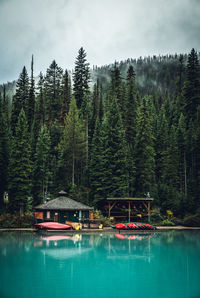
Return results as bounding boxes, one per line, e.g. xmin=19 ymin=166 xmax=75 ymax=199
xmin=34 ymin=222 xmax=72 ymax=230
xmin=113 ymin=222 xmax=156 ymax=230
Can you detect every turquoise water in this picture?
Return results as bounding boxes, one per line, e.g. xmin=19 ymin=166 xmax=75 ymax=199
xmin=0 ymin=231 xmax=200 ymax=298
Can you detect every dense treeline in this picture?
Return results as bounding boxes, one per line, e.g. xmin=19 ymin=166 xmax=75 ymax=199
xmin=0 ymin=48 xmax=200 ymax=218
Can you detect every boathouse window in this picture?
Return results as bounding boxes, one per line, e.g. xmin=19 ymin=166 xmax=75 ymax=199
xmin=47 ymin=211 xmax=50 ymax=219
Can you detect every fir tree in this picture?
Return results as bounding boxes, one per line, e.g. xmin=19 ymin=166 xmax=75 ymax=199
xmin=99 ymin=97 xmax=129 ymax=197
xmin=44 ymin=60 xmax=63 ymax=123
xmin=58 ymin=98 xmax=86 ymax=186
xmin=134 ymin=97 xmax=155 ymax=196
xmin=89 ymin=118 xmax=105 ymax=201
xmin=28 ymin=55 xmax=35 ymax=131
xmin=73 ymin=47 xmax=90 ymax=109
xmin=60 ymin=69 xmax=71 ymax=125
xmin=11 ymin=67 xmax=29 ymax=134
xmin=124 ymin=66 xmax=138 ymax=145
xmin=176 ymin=113 xmax=187 ymax=195
xmin=127 ymin=65 xmax=136 ymax=81
xmin=8 ymin=109 xmax=32 ymax=213
xmin=89 ymin=80 xmax=101 ymax=147
xmin=110 ymin=62 xmax=124 ymax=114
xmin=37 ymin=72 xmax=45 ymax=126
xmin=31 ymin=72 xmax=45 ymax=157
xmin=32 ymin=126 xmax=51 ymax=206
xmin=0 ymin=96 xmax=9 ymax=208
xmin=183 ymin=48 xmax=200 ymax=124
xmin=162 ymin=125 xmax=179 ymax=189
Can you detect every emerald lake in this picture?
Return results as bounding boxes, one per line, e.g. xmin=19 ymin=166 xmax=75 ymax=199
xmin=0 ymin=231 xmax=200 ymax=298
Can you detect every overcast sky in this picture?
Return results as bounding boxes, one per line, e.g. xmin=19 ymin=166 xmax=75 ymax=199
xmin=0 ymin=0 xmax=200 ymax=84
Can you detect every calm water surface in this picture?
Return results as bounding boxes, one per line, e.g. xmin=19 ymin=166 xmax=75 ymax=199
xmin=0 ymin=231 xmax=200 ymax=298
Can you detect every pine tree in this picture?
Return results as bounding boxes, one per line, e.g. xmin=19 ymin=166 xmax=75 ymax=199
xmin=124 ymin=65 xmax=138 ymax=145
xmin=37 ymin=72 xmax=45 ymax=126
xmin=73 ymin=47 xmax=90 ymax=109
xmin=0 ymin=96 xmax=9 ymax=208
xmin=89 ymin=80 xmax=101 ymax=145
xmin=154 ymin=105 xmax=169 ymax=185
xmin=176 ymin=113 xmax=187 ymax=195
xmin=134 ymin=97 xmax=155 ymax=196
xmin=28 ymin=55 xmax=35 ymax=131
xmin=98 ymin=97 xmax=129 ymax=198
xmin=110 ymin=62 xmax=122 ymax=100
xmin=44 ymin=60 xmax=63 ymax=123
xmin=162 ymin=125 xmax=179 ymax=188
xmin=175 ymin=54 xmax=185 ymax=95
xmin=31 ymin=72 xmax=45 ymax=158
xmin=183 ymin=48 xmax=200 ymax=124
xmin=58 ymin=98 xmax=86 ymax=186
xmin=89 ymin=118 xmax=105 ymax=201
xmin=110 ymin=62 xmax=124 ymax=114
xmin=8 ymin=109 xmax=32 ymax=213
xmin=127 ymin=65 xmax=136 ymax=81
xmin=11 ymin=67 xmax=29 ymax=134
xmin=32 ymin=126 xmax=51 ymax=206
xmin=60 ymin=69 xmax=71 ymax=125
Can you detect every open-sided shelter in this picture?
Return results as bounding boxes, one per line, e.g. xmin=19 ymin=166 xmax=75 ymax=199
xmin=105 ymin=197 xmax=153 ymax=222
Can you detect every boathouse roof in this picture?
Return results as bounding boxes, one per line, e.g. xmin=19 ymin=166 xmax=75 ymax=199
xmin=35 ymin=191 xmax=93 ymax=210
xmin=107 ymin=197 xmax=153 ymax=201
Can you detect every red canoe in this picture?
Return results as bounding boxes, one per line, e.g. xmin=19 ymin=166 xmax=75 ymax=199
xmin=114 ymin=222 xmax=155 ymax=230
xmin=34 ymin=222 xmax=72 ymax=230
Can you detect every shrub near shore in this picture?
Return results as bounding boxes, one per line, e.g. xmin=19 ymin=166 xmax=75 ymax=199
xmin=0 ymin=212 xmax=34 ymax=228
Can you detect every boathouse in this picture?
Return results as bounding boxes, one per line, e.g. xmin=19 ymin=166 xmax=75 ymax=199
xmin=104 ymin=197 xmax=154 ymax=222
xmin=34 ymin=191 xmax=93 ymax=224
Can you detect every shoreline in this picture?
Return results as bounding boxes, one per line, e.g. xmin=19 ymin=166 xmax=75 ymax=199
xmin=0 ymin=226 xmax=200 ymax=233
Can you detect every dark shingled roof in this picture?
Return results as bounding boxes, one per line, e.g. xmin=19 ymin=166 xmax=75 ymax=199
xmin=35 ymin=196 xmax=93 ymax=210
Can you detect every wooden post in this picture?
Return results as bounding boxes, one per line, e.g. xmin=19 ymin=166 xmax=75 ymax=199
xmin=128 ymin=202 xmax=131 ymax=222
xmin=108 ymin=203 xmax=111 ymax=218
xmin=147 ymin=202 xmax=151 ymax=222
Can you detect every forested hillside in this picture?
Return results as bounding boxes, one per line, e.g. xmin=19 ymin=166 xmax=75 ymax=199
xmin=0 ymin=48 xmax=200 ymax=219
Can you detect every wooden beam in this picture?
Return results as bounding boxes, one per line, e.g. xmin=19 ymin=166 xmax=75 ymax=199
xmin=128 ymin=202 xmax=131 ymax=222
xmin=142 ymin=201 xmax=148 ymax=210
xmin=108 ymin=201 xmax=116 ymax=218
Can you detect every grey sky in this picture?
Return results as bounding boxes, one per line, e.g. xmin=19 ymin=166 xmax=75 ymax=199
xmin=0 ymin=0 xmax=200 ymax=84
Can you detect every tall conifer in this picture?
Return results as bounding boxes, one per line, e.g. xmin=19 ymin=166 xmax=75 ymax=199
xmin=73 ymin=47 xmax=90 ymax=109
xmin=134 ymin=97 xmax=155 ymax=196
xmin=8 ymin=109 xmax=32 ymax=213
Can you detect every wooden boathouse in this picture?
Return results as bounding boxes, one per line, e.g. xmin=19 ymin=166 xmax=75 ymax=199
xmin=105 ymin=197 xmax=153 ymax=222
xmin=34 ymin=191 xmax=93 ymax=224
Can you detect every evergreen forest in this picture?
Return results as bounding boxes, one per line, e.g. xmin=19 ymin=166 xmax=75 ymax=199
xmin=0 ymin=48 xmax=200 ymax=223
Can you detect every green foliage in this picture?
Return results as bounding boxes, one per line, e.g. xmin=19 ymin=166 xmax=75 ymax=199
xmin=0 ymin=96 xmax=10 ymax=208
xmin=73 ymin=47 xmax=90 ymax=109
xmin=8 ymin=109 xmax=32 ymax=213
xmin=183 ymin=48 xmax=200 ymax=124
xmin=0 ymin=212 xmax=34 ymax=228
xmin=134 ymin=96 xmax=155 ymax=195
xmin=28 ymin=55 xmax=35 ymax=131
xmin=60 ymin=69 xmax=71 ymax=124
xmin=32 ymin=126 xmax=51 ymax=206
xmin=44 ymin=60 xmax=63 ymax=123
xmin=11 ymin=66 xmax=29 ymax=134
xmin=1 ymin=48 xmax=200 ymax=221
xmin=159 ymin=219 xmax=175 ymax=226
xmin=96 ymin=97 xmax=129 ymax=198
xmin=58 ymin=98 xmax=86 ymax=185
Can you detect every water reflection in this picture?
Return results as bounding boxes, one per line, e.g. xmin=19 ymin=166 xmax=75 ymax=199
xmin=0 ymin=231 xmax=200 ymax=298
xmin=1 ymin=231 xmax=200 ymax=262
